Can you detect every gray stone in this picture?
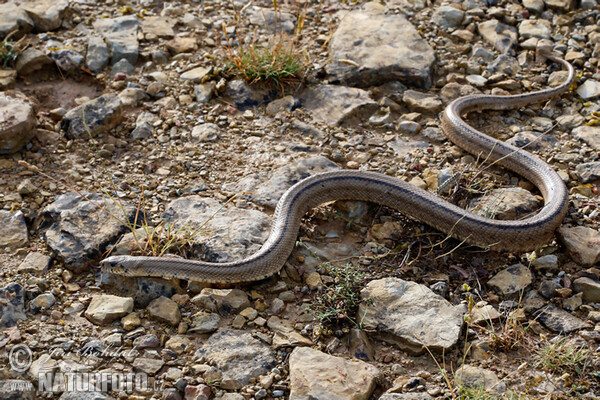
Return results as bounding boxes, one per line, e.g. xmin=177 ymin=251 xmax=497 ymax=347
xmin=477 ymin=20 xmax=518 ymax=54
xmin=30 ymin=292 xmax=56 ymax=312
xmin=19 ymin=0 xmax=69 ymax=32
xmin=223 ymin=156 xmax=340 ymax=209
xmin=378 ymin=394 xmax=433 ymax=400
xmin=506 ymin=131 xmax=557 ymax=151
xmin=84 ymin=294 xmax=133 ymax=325
xmin=0 ymin=91 xmax=37 ymax=154
xmin=581 ymin=0 xmax=597 ymax=9
xmin=190 ymin=123 xmax=219 ymax=142
xmin=189 ymin=311 xmax=220 ymax=333
xmin=86 ymin=36 xmax=109 ymax=73
xmin=17 ymin=252 xmax=51 ymax=275
xmin=573 ymin=277 xmax=600 ymax=303
xmin=523 ymin=0 xmax=545 ymax=13
xmin=194 ymin=329 xmax=276 ymax=389
xmin=357 ymin=278 xmax=465 ymax=354
xmin=349 ymin=328 xmax=374 ymax=361
xmin=133 ymin=357 xmax=164 ymax=375
xmin=543 ymin=0 xmax=573 ymax=11
xmin=0 ymin=70 xmax=16 ymax=90
xmin=131 ymin=112 xmax=157 ymax=140
xmin=557 ymin=226 xmax=600 ymax=266
xmin=440 ymin=82 xmax=481 ymax=104
xmin=42 ymin=191 xmax=135 ymax=272
xmin=15 ymin=48 xmax=52 ymax=76
xmin=141 ymin=16 xmax=174 ymax=39
xmin=58 ymin=390 xmax=114 ymax=400
xmin=245 ymin=6 xmax=296 ymax=34
xmin=222 ymin=79 xmax=279 ymax=111
xmin=147 ymin=296 xmax=181 ymax=326
xmin=432 ymin=6 xmax=465 ymax=28
xmin=180 ymin=66 xmax=211 ymax=83
xmin=573 ymin=126 xmax=600 ymax=151
xmin=576 ymin=162 xmax=600 ymax=183
xmin=288 ymin=347 xmax=381 ymax=400
xmin=0 ymin=4 xmax=34 ymax=37
xmin=487 ymin=264 xmax=533 ymax=297
xmin=300 ymin=85 xmax=378 ymax=126
xmin=61 ymin=94 xmax=123 ymax=139
xmin=99 ymin=273 xmax=179 ymax=308
xmin=326 ymin=3 xmax=435 ymax=88
xmin=455 ymin=365 xmax=505 ymax=393
xmin=93 ymin=16 xmax=139 ymax=65
xmin=577 ymin=80 xmax=600 ymax=100
xmin=110 ymin=59 xmax=134 ymax=76
xmin=468 ymin=187 xmax=541 ymax=220
xmin=402 ymin=90 xmax=443 ymax=113
xmin=488 ymin=54 xmax=520 ymax=75
xmin=50 ymin=49 xmax=85 ymax=73
xmin=161 ymin=196 xmax=270 ymax=264
xmin=192 ymin=288 xmax=250 ymax=314
xmin=518 ymin=20 xmax=551 ymax=40
xmin=531 ymin=254 xmax=558 ymax=270
xmin=538 ymin=280 xmax=561 ymax=299
xmin=194 ymin=82 xmax=216 ymax=104
xmin=0 ymin=211 xmax=28 ymax=249
xmin=0 ymin=283 xmax=26 ymax=327
xmin=267 ymin=316 xmax=312 ymax=348
xmin=533 ymin=304 xmax=589 ymax=333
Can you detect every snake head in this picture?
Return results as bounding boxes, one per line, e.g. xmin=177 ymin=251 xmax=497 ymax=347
xmin=100 ymin=255 xmax=137 ymax=276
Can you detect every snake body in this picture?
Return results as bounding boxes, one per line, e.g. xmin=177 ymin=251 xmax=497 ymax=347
xmin=101 ymin=54 xmax=575 ymax=283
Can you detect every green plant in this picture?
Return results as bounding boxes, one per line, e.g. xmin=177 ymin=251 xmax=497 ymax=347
xmin=0 ymin=30 xmax=29 ymax=68
xmin=311 ymin=263 xmax=369 ymax=327
xmin=536 ymin=337 xmax=592 ymax=377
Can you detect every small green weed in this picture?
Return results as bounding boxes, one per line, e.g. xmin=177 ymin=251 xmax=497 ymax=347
xmin=311 ymin=263 xmax=369 ymax=327
xmin=536 ymin=337 xmax=591 ymax=377
xmin=0 ymin=30 xmax=29 ymax=68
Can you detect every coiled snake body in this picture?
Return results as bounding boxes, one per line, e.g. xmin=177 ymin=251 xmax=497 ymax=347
xmin=101 ymin=54 xmax=575 ymax=283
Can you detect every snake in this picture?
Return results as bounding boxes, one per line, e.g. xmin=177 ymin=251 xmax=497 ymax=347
xmin=101 ymin=53 xmax=575 ymax=283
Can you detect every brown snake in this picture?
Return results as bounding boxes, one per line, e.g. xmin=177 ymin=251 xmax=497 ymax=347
xmin=101 ymin=53 xmax=575 ymax=283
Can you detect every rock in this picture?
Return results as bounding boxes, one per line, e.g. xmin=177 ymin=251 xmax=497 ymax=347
xmin=190 ymin=123 xmax=219 ymax=142
xmin=518 ymin=20 xmax=551 ymax=40
xmin=86 ymin=36 xmax=110 ymax=73
xmin=141 ymin=16 xmax=174 ymax=39
xmin=0 ymin=283 xmax=27 ymax=327
xmin=581 ymin=0 xmax=597 ymax=9
xmin=488 ymin=55 xmax=520 ymax=75
xmin=133 ymin=334 xmax=159 ymax=349
xmin=573 ymin=126 xmax=600 ymax=151
xmin=17 ymin=179 xmax=36 ymax=195
xmin=577 ymin=80 xmax=600 ymax=100
xmin=0 ymin=379 xmax=35 ymax=399
xmin=349 ymin=328 xmax=374 ymax=361
xmin=440 ymin=82 xmax=481 ymax=103
xmin=378 ymin=394 xmax=433 ymax=400
xmin=61 ymin=94 xmax=123 ymax=139
xmin=17 ymin=252 xmax=51 ymax=275
xmin=99 ymin=273 xmax=179 ymax=308
xmin=133 ymin=357 xmax=164 ymax=375
xmin=455 ymin=365 xmax=505 ymax=393
xmin=557 ymin=226 xmax=600 ymax=266
xmin=288 ymin=347 xmax=381 ymax=400
xmin=538 ymin=280 xmax=561 ymax=299
xmin=533 ymin=304 xmax=589 ymax=333
xmin=468 ymin=187 xmax=541 ymax=220
xmin=466 ymin=75 xmax=488 ymax=87
xmin=300 ymin=84 xmax=378 ymax=126
xmin=266 ymin=96 xmax=300 ymax=116
xmin=165 ymin=335 xmax=193 ymax=354
xmin=532 ymin=254 xmax=558 ymax=270
xmin=50 ymin=49 xmax=85 ymax=73
xmin=543 ymin=0 xmax=573 ymax=11
xmin=180 ymin=66 xmax=211 ymax=83
xmin=111 ymin=59 xmax=134 ymax=76
xmin=189 ymin=312 xmax=220 ymax=333
xmin=326 ymin=3 xmax=435 ymax=88
xmin=42 ymin=192 xmax=135 ymax=272
xmin=267 ymin=316 xmax=312 ymax=348
xmin=506 ymin=131 xmax=557 ymax=151
xmin=194 ymin=329 xmax=275 ymax=389
xmin=576 ymin=162 xmax=600 ymax=183
xmin=487 ymin=264 xmax=533 ymax=297
xmin=131 ymin=112 xmax=157 ymax=140
xmin=573 ymin=277 xmax=600 ymax=303
xmin=222 ymin=79 xmax=279 ymax=111
xmin=245 ymin=6 xmax=296 ymax=34
xmin=0 ymin=211 xmax=29 ymax=249
xmin=147 ymin=296 xmax=181 ymax=326
xmin=93 ymin=16 xmax=139 ymax=65
xmin=223 ymin=156 xmax=340 ymax=209
xmin=19 ymin=0 xmax=69 ymax=32
xmin=477 ymin=20 xmax=518 ymax=54
xmin=563 ymin=293 xmax=582 ymax=311
xmin=30 ymin=292 xmax=56 ymax=312
xmin=58 ymin=390 xmax=113 ymax=399
xmin=0 ymin=70 xmax=17 ymax=90
xmin=84 ymin=295 xmax=133 ymax=325
xmin=194 ymin=83 xmax=216 ymax=104
xmin=15 ymin=48 xmax=52 ymax=76
xmin=166 ymin=37 xmax=197 ymax=55
xmin=402 ymin=90 xmax=443 ymax=113
xmin=432 ymin=6 xmax=465 ymax=28
xmin=192 ymin=289 xmax=250 ymax=314
xmin=184 ymin=384 xmax=211 ymax=400
xmin=0 ymin=4 xmax=34 ymax=37
xmin=0 ymin=91 xmax=37 ymax=154
xmin=161 ymin=197 xmax=270 ymax=264
xmin=357 ymin=278 xmax=464 ymax=354
xmin=523 ymin=0 xmax=545 ymax=13
xmin=471 ymin=305 xmax=502 ymax=325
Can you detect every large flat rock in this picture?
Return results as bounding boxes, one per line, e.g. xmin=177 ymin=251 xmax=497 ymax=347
xmin=299 ymin=85 xmax=378 ymax=126
xmin=357 ymin=278 xmax=465 ymax=354
xmin=0 ymin=91 xmax=37 ymax=154
xmin=326 ymin=3 xmax=435 ymax=88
